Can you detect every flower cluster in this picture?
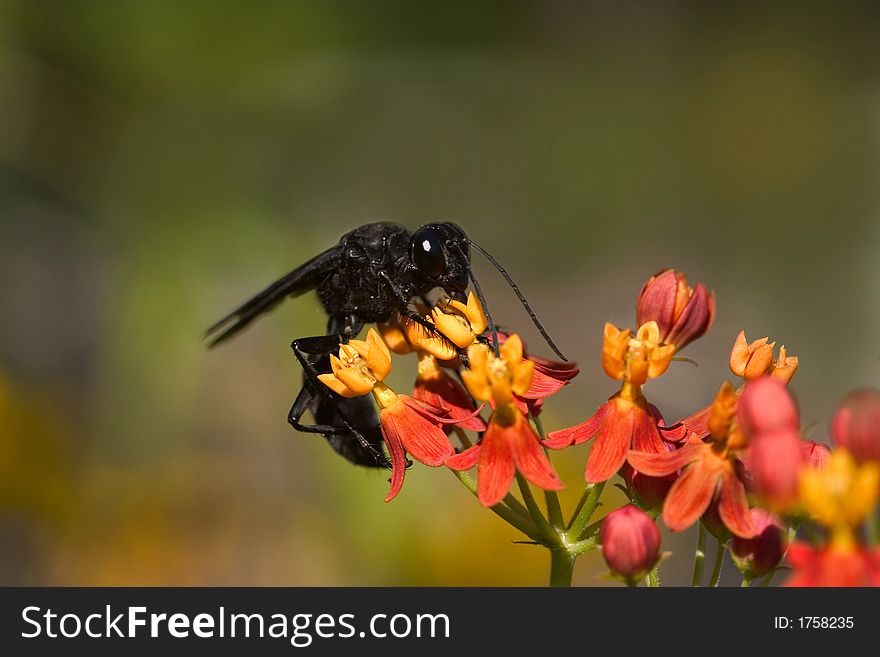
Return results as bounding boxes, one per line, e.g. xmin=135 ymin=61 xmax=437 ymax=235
xmin=316 ymin=267 xmax=880 ymax=587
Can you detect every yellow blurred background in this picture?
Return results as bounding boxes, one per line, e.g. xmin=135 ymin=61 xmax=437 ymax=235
xmin=2 ymin=1 xmax=879 ymax=586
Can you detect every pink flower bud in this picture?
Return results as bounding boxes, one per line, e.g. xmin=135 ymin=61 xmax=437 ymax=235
xmin=742 ymin=430 xmax=804 ymax=511
xmin=737 ymin=377 xmax=799 ymax=437
xmin=620 ymin=462 xmax=675 ymax=514
xmin=600 ymin=505 xmax=661 ymax=583
xmin=636 ymin=269 xmax=715 ymax=351
xmin=802 ymin=440 xmax=831 ymax=470
xmin=731 ymin=509 xmax=786 ymax=580
xmin=831 ymin=388 xmax=880 ymax=462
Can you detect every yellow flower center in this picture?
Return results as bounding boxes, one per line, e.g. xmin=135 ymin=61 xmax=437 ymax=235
xmin=461 ymin=335 xmax=533 ymax=426
xmin=603 ymin=321 xmax=675 ymax=387
xmin=798 ymin=448 xmax=880 ymax=531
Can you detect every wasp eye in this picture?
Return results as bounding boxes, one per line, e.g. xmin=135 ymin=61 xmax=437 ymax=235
xmin=411 ymin=227 xmax=447 ymax=278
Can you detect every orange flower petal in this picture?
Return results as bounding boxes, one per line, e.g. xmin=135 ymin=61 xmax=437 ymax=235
xmin=509 ymin=416 xmax=563 ymax=492
xmin=477 ymin=423 xmax=516 ymax=507
xmin=627 ymin=442 xmax=706 ymax=477
xmin=544 ymin=401 xmax=608 ymax=449
xmin=662 ymin=458 xmax=723 ymax=532
xmin=445 ymin=444 xmax=480 ymax=471
xmin=718 ymin=472 xmax=756 ymax=538
xmin=585 ymin=401 xmax=636 ymax=483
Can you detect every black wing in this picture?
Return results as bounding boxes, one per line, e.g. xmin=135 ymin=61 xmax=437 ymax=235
xmin=205 ymin=246 xmax=338 ymax=348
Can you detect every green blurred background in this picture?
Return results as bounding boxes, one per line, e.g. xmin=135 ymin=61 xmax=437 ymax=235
xmin=2 ymin=1 xmax=879 ymax=586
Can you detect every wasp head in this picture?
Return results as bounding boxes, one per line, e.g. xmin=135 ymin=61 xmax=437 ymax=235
xmin=409 ymin=222 xmax=470 ymax=300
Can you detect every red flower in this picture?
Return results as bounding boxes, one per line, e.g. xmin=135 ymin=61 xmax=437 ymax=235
xmin=600 ymin=505 xmax=662 ymax=584
xmin=412 ymin=352 xmax=486 ymax=432
xmin=628 ymin=436 xmax=755 ymax=538
xmin=731 ymin=509 xmax=786 ymax=580
xmin=491 ymin=331 xmax=580 ymax=417
xmin=445 ymin=337 xmax=563 ymax=507
xmin=627 ymin=382 xmax=756 ymax=538
xmin=831 ymin=388 xmax=880 ymax=463
xmin=546 ymin=395 xmax=668 ymax=483
xmin=785 ymin=541 xmax=880 ymax=587
xmin=636 ymin=269 xmax=715 ymax=351
xmin=620 ymin=461 xmax=676 ymax=515
xmin=380 ymin=395 xmax=467 ymax=502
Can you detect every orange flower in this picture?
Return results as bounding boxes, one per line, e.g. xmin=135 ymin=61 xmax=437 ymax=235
xmin=546 ymin=321 xmax=672 ymax=483
xmin=318 ymin=329 xmax=471 ymax=502
xmin=446 ymin=336 xmax=563 ymax=507
xmin=627 ymin=382 xmax=756 ymax=538
xmin=729 ymin=330 xmax=798 ymax=384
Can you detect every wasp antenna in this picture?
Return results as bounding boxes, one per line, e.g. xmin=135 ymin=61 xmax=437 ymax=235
xmin=466 ymin=240 xmax=568 ymax=361
xmin=455 ymin=244 xmax=500 ymax=358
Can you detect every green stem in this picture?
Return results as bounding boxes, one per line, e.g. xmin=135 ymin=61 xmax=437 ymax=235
xmin=567 ymin=536 xmax=599 ymax=555
xmin=529 ymin=414 xmax=565 ymax=531
xmin=646 ymin=566 xmax=660 ymax=587
xmin=452 ymin=470 xmax=542 ymax=541
xmin=691 ymin=524 xmax=707 ymax=587
xmin=566 ymin=482 xmax=605 ymax=542
xmin=549 ymin=548 xmax=575 ymax=587
xmin=516 ymin=473 xmax=557 ymax=543
xmin=708 ymin=539 xmax=726 ymax=587
xmin=741 ymin=577 xmax=751 ymax=587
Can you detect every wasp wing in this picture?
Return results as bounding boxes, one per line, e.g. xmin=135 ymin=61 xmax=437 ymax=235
xmin=205 ymin=246 xmax=338 ymax=348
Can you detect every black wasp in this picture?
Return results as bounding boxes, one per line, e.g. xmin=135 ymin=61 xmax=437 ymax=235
xmin=206 ymin=222 xmax=565 ymax=469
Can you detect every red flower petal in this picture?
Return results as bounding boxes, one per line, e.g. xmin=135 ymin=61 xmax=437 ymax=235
xmin=412 ymin=375 xmax=487 ymax=432
xmin=662 ymin=458 xmax=722 ymax=532
xmin=663 ymin=403 xmax=713 ymax=442
xmin=445 ymin=444 xmax=480 ymax=471
xmin=381 ymin=399 xmax=454 ymax=467
xmin=627 ymin=443 xmax=706 ymax=477
xmin=521 ymin=358 xmax=580 ymax=400
xmin=585 ymin=401 xmax=636 ymax=483
xmin=632 ymin=409 xmax=666 ymax=453
xmin=380 ymin=423 xmax=407 ymax=503
xmin=509 ymin=416 xmax=564 ymax=492
xmin=718 ymin=472 xmax=755 ymax=538
xmin=477 ymin=423 xmax=516 ymax=507
xmin=545 ymin=401 xmax=609 ymax=449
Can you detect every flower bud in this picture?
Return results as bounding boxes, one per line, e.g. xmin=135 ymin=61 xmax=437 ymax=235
xmin=802 ymin=441 xmax=831 ymax=470
xmin=737 ymin=377 xmax=799 ymax=437
xmin=731 ymin=509 xmax=786 ymax=580
xmin=620 ymin=462 xmax=675 ymax=515
xmin=700 ymin=497 xmax=732 ymax=542
xmin=742 ymin=431 xmax=803 ymax=511
xmin=636 ymin=269 xmax=715 ymax=350
xmin=831 ymin=388 xmax=880 ymax=462
xmin=729 ymin=331 xmax=798 ymax=384
xmin=600 ymin=505 xmax=661 ymax=583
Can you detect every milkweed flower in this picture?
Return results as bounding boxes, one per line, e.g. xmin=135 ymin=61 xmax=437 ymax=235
xmin=490 ymin=331 xmax=580 ymax=417
xmin=445 ymin=336 xmax=563 ymax=507
xmin=831 ymin=388 xmax=880 ymax=463
xmin=738 ymin=377 xmax=804 ymax=511
xmin=378 ymin=310 xmax=486 ymax=432
xmin=731 ymin=509 xmax=786 ymax=581
xmin=784 ymin=542 xmax=880 ymax=587
xmin=627 ymin=381 xmax=756 ymax=538
xmin=396 ymin=293 xmax=487 ymax=361
xmin=600 ymin=505 xmax=662 ymax=584
xmin=786 ymin=449 xmax=880 ymax=587
xmin=636 ymin=269 xmax=715 ymax=350
xmin=319 ymin=328 xmax=468 ymax=502
xmin=546 ymin=321 xmax=674 ymax=483
xmin=729 ymin=330 xmax=798 ymax=384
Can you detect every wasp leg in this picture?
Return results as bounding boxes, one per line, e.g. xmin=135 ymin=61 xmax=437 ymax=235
xmin=287 ymin=384 xmax=342 ymax=435
xmin=291 ymin=334 xmax=392 ymax=468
